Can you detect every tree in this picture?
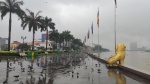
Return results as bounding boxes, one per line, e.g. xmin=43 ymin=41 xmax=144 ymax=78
xmin=71 ymin=38 xmax=83 ymax=50
xmin=21 ymin=9 xmax=44 ymax=51
xmin=0 ymin=0 xmax=24 ymax=51
xmin=40 ymin=16 xmax=55 ymax=50
xmin=59 ymin=33 xmax=65 ymax=49
xmin=17 ymin=43 xmax=30 ymax=51
xmin=49 ymin=29 xmax=59 ymax=50
xmin=62 ymin=30 xmax=72 ymax=48
xmin=93 ymin=44 xmax=102 ymax=51
xmin=92 ymin=44 xmax=109 ymax=52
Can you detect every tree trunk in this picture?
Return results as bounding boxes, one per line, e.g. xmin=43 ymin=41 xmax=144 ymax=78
xmin=46 ymin=27 xmax=48 ymax=50
xmin=32 ymin=30 xmax=35 ymax=51
xmin=8 ymin=12 xmax=12 ymax=51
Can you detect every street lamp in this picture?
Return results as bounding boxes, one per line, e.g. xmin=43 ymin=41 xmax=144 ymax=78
xmin=21 ymin=36 xmax=26 ymax=52
xmin=21 ymin=36 xmax=26 ymax=44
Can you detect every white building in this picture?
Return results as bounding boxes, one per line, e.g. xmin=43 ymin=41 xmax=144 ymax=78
xmin=27 ymin=40 xmax=53 ymax=50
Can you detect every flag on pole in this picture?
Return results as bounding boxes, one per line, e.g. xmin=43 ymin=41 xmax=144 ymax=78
xmin=97 ymin=8 xmax=100 ymax=28
xmin=87 ymin=30 xmax=90 ymax=39
xmin=114 ymin=0 xmax=117 ymax=8
xmin=91 ymin=22 xmax=93 ymax=34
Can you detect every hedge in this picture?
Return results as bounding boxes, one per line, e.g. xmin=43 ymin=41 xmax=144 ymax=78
xmin=0 ymin=51 xmax=20 ymax=56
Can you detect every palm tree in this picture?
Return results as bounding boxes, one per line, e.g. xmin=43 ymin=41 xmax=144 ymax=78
xmin=0 ymin=0 xmax=24 ymax=51
xmin=71 ymin=38 xmax=83 ymax=50
xmin=62 ymin=30 xmax=71 ymax=48
xmin=40 ymin=16 xmax=55 ymax=50
xmin=49 ymin=29 xmax=59 ymax=50
xmin=21 ymin=9 xmax=44 ymax=51
xmin=59 ymin=33 xmax=65 ymax=49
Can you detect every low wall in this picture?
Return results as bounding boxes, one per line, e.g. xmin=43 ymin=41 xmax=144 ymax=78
xmin=87 ymin=53 xmax=150 ymax=80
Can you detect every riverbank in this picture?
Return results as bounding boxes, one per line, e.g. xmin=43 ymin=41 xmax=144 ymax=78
xmin=87 ymin=53 xmax=150 ymax=80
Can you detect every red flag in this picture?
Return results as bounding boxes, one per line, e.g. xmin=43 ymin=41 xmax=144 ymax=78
xmin=97 ymin=8 xmax=100 ymax=28
xmin=114 ymin=0 xmax=117 ymax=8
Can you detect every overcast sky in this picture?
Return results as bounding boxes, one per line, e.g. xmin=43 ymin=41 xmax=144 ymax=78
xmin=0 ymin=0 xmax=150 ymax=50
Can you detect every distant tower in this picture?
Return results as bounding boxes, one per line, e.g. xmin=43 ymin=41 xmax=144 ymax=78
xmin=130 ymin=42 xmax=137 ymax=51
xmin=41 ymin=34 xmax=46 ymax=42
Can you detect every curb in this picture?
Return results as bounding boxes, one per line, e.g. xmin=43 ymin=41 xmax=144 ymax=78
xmin=87 ymin=53 xmax=150 ymax=80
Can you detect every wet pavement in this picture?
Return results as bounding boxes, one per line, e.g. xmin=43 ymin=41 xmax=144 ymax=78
xmin=53 ymin=55 xmax=150 ymax=84
xmin=0 ymin=52 xmax=150 ymax=84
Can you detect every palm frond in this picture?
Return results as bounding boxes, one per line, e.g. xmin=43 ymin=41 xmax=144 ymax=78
xmin=12 ymin=7 xmax=25 ymax=20
xmin=0 ymin=7 xmax=9 ymax=20
xmin=22 ymin=22 xmax=29 ymax=30
xmin=13 ymin=1 xmax=23 ymax=6
xmin=0 ymin=1 xmax=9 ymax=7
xmin=5 ymin=0 xmax=10 ymax=5
xmin=29 ymin=21 xmax=33 ymax=32
xmin=26 ymin=9 xmax=31 ymax=14
xmin=35 ymin=11 xmax=42 ymax=18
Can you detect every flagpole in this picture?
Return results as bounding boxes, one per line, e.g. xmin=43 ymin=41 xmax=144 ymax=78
xmin=97 ymin=8 xmax=100 ymax=57
xmin=89 ymin=34 xmax=90 ymax=53
xmin=89 ymin=30 xmax=90 ymax=53
xmin=114 ymin=6 xmax=116 ymax=53
xmin=91 ymin=22 xmax=93 ymax=54
xmin=98 ymin=26 xmax=100 ymax=56
xmin=114 ymin=0 xmax=117 ymax=53
xmin=92 ymin=31 xmax=93 ymax=54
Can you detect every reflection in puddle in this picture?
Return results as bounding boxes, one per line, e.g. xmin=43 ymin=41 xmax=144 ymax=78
xmin=108 ymin=69 xmax=126 ymax=84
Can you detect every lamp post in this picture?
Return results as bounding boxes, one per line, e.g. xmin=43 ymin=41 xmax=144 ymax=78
xmin=21 ymin=36 xmax=26 ymax=52
xmin=21 ymin=36 xmax=26 ymax=44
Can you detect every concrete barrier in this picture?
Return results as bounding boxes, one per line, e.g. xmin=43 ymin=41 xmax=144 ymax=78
xmin=19 ymin=52 xmax=27 ymax=57
xmin=87 ymin=53 xmax=150 ymax=80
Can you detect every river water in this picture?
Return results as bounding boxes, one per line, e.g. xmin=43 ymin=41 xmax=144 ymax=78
xmin=93 ymin=51 xmax=150 ymax=74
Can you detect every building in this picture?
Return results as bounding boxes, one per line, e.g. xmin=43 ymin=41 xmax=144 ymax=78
xmin=27 ymin=40 xmax=53 ymax=50
xmin=35 ymin=41 xmax=53 ymax=49
xmin=0 ymin=37 xmax=8 ymax=50
xmin=10 ymin=41 xmax=21 ymax=50
xmin=130 ymin=42 xmax=137 ymax=51
xmin=41 ymin=34 xmax=46 ymax=42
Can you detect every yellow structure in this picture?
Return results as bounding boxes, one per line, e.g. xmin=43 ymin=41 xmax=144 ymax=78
xmin=10 ymin=41 xmax=21 ymax=50
xmin=32 ymin=52 xmax=34 ymax=60
xmin=108 ymin=69 xmax=126 ymax=84
xmin=107 ymin=43 xmax=126 ymax=66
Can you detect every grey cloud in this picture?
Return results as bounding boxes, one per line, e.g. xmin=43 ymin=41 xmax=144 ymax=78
xmin=0 ymin=0 xmax=150 ymax=50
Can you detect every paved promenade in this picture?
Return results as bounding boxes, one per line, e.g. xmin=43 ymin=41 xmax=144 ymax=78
xmin=0 ymin=52 xmax=150 ymax=84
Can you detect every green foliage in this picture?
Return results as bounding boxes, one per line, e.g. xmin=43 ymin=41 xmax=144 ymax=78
xmin=0 ymin=0 xmax=24 ymax=51
xmin=40 ymin=16 xmax=55 ymax=32
xmin=49 ymin=29 xmax=59 ymax=42
xmin=37 ymin=46 xmax=45 ymax=50
xmin=92 ymin=44 xmax=109 ymax=52
xmin=21 ymin=9 xmax=44 ymax=51
xmin=0 ymin=51 xmax=20 ymax=56
xmin=17 ymin=43 xmax=30 ymax=51
xmin=40 ymin=16 xmax=55 ymax=50
xmin=71 ymin=38 xmax=83 ymax=50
